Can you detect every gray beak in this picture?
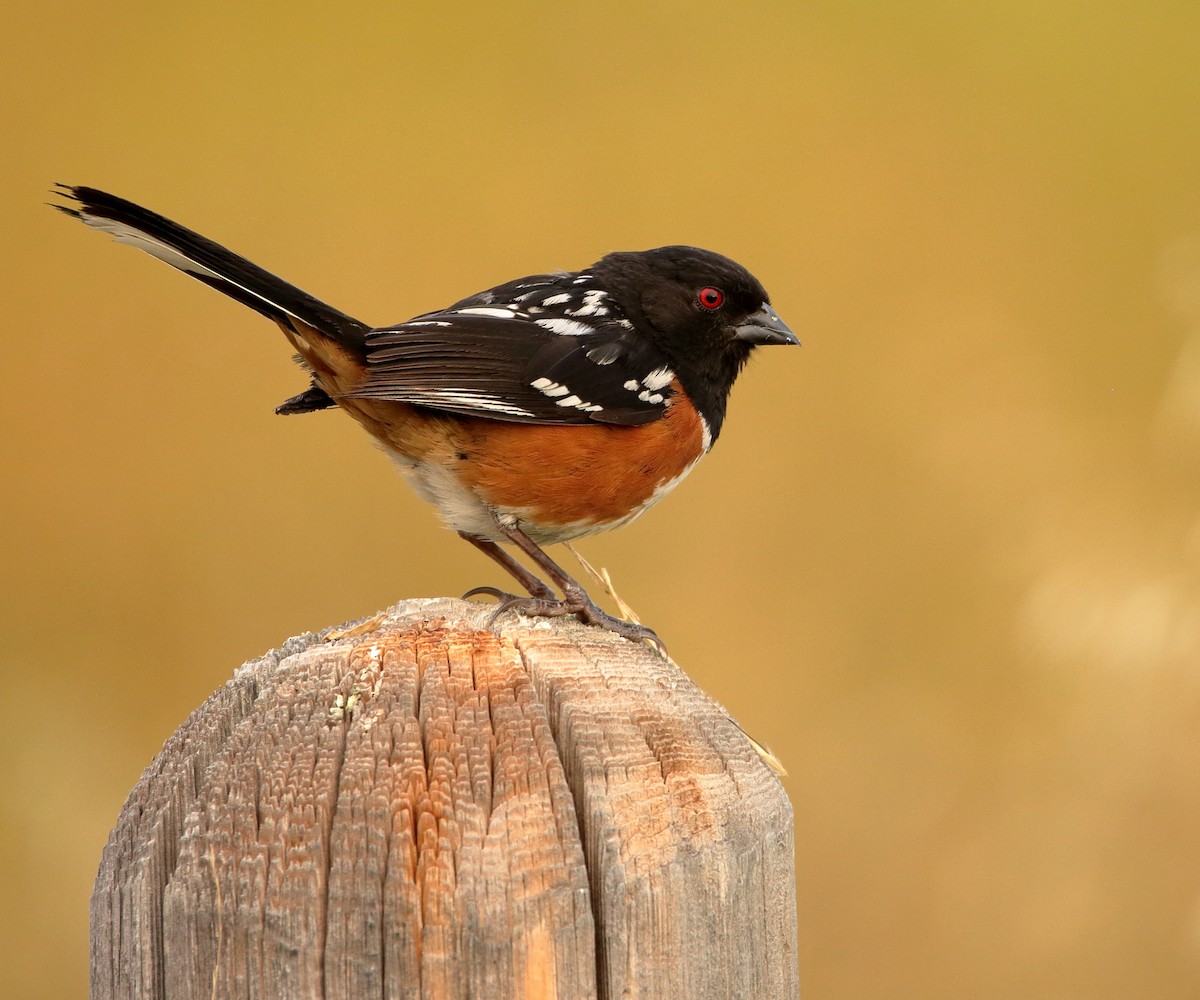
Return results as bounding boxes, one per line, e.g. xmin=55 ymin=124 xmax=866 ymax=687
xmin=733 ymin=303 xmax=800 ymax=346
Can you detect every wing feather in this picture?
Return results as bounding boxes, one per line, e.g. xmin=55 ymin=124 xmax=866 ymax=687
xmin=344 ymin=312 xmax=672 ymax=426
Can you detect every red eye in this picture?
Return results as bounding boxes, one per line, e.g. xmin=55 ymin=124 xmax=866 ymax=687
xmin=698 ymin=286 xmax=724 ymax=310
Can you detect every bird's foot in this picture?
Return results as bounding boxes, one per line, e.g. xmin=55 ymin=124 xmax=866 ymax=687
xmin=486 ymin=593 xmax=666 ymax=653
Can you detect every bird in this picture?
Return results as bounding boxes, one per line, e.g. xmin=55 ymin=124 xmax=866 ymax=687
xmin=54 ymin=185 xmax=798 ymax=648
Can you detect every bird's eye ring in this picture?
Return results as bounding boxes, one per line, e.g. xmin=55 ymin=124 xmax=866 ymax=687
xmin=698 ymin=287 xmax=724 ymax=310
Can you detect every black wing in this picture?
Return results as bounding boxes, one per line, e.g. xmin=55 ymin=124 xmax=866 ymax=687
xmin=343 ymin=273 xmax=679 ymax=426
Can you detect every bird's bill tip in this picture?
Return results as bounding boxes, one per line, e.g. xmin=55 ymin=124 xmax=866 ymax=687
xmin=734 ymin=304 xmax=800 ymax=346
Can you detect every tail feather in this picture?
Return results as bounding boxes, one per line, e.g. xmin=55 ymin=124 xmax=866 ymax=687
xmin=53 ymin=185 xmax=368 ymax=353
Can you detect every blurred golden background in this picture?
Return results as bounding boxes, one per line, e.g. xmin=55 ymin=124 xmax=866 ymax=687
xmin=3 ymin=2 xmax=1199 ymax=997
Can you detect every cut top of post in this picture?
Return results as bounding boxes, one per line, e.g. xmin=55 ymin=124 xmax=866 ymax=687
xmin=91 ymin=598 xmax=797 ymax=1000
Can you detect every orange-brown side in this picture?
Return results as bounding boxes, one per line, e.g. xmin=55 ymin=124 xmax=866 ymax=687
xmin=448 ymin=381 xmax=707 ymax=529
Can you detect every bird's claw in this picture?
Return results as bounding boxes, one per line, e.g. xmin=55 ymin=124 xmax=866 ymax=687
xmin=485 ymin=594 xmax=666 ymax=654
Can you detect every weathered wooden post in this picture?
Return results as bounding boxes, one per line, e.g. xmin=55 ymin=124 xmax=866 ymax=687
xmin=91 ymin=597 xmax=797 ymax=999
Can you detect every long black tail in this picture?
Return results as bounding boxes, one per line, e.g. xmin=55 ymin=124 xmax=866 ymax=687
xmin=53 ymin=185 xmax=369 ymax=354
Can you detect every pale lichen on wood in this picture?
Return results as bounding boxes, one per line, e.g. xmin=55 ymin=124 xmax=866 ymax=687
xmin=91 ymin=598 xmax=797 ymax=1000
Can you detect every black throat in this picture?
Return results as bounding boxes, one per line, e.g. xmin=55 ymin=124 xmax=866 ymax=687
xmin=666 ymin=340 xmax=754 ymax=443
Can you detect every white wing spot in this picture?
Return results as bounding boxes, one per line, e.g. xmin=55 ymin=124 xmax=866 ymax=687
xmin=541 ymin=292 xmax=571 ymax=306
xmin=623 ymin=379 xmax=639 ymax=391
xmin=535 ymin=317 xmax=593 ymax=337
xmin=454 ymin=306 xmax=519 ymax=319
xmin=637 ymin=390 xmax=665 ymax=404
xmin=531 ymin=377 xmax=574 ymax=398
xmin=416 ymin=389 xmax=536 ymax=417
xmin=549 ymin=393 xmax=602 ymax=412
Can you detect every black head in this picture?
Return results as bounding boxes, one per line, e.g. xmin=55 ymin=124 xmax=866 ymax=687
xmin=590 ymin=245 xmax=797 ymax=437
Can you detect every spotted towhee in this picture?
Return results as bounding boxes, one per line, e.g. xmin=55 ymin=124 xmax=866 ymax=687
xmin=55 ymin=185 xmax=798 ymax=647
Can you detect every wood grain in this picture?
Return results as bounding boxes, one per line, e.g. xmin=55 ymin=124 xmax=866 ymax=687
xmin=91 ymin=598 xmax=797 ymax=1000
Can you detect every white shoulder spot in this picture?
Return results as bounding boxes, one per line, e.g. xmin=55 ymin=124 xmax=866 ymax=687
xmin=540 ymin=292 xmax=571 ymax=307
xmin=566 ymin=289 xmax=609 ymax=317
xmin=622 ymin=376 xmax=667 ymax=407
xmin=642 ymin=366 xmax=674 ymax=391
